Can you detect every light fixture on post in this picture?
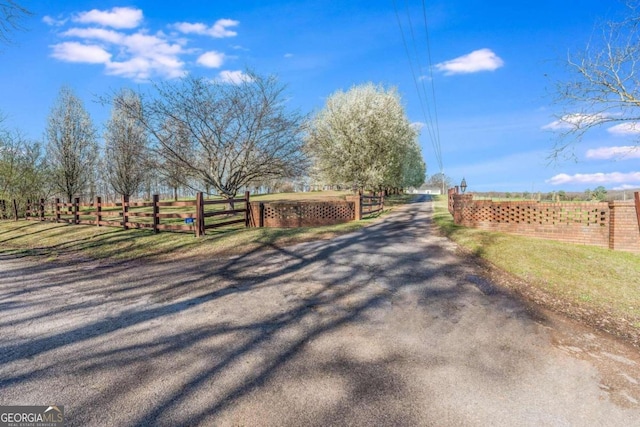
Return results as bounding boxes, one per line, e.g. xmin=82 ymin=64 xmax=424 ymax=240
xmin=460 ymin=177 xmax=467 ymax=194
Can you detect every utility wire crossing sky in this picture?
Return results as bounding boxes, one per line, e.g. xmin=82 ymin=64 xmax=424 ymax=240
xmin=1 ymin=0 xmax=639 ymax=192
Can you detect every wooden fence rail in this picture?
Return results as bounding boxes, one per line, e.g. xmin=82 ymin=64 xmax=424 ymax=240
xmin=361 ymin=193 xmax=385 ymax=217
xmin=20 ymin=191 xmax=250 ymax=237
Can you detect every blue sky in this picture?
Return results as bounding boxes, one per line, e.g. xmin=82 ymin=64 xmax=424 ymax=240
xmin=1 ymin=0 xmax=639 ymax=193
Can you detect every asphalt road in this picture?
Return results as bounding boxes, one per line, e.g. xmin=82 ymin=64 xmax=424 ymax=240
xmin=1 ymin=197 xmax=639 ymax=426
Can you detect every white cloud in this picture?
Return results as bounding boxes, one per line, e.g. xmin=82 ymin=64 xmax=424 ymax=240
xmin=73 ymin=7 xmax=143 ymax=29
xmin=546 ymin=172 xmax=640 ymax=185
xmin=105 ymin=57 xmax=151 ymax=79
xmin=613 ymin=184 xmax=640 ymax=190
xmin=49 ymin=8 xmax=239 ymax=81
xmin=62 ymin=27 xmax=125 ymax=44
xmin=284 ymin=53 xmax=294 ymax=58
xmin=173 ymin=19 xmax=239 ymax=38
xmin=172 ymin=22 xmax=207 ymax=34
xmin=50 ymin=42 xmax=111 ymax=64
xmin=586 ymin=146 xmax=640 ymax=160
xmin=607 ymin=122 xmax=640 ymax=135
xmin=435 ymin=48 xmax=504 ymax=75
xmin=197 ymin=51 xmax=225 ymax=68
xmin=59 ymin=27 xmax=186 ymax=80
xmin=217 ymin=70 xmax=253 ymax=84
xmin=124 ymin=33 xmax=183 ymax=58
xmin=107 ymin=33 xmax=185 ymax=80
xmin=106 ymin=57 xmax=185 ymax=80
xmin=43 ymin=16 xmax=67 ymax=26
xmin=542 ymin=113 xmax=609 ymax=131
xmin=410 ymin=122 xmax=425 ymax=131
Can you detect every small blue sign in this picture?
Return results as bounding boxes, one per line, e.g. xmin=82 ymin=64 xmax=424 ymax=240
xmin=185 ymin=217 xmax=194 ymax=224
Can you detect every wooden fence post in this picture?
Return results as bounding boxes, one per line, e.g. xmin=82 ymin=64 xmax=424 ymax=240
xmin=259 ymin=202 xmax=265 ymax=227
xmin=122 ymin=195 xmax=129 ymax=230
xmin=96 ymin=197 xmax=102 ymax=227
xmin=55 ymin=198 xmax=60 ymax=223
xmin=350 ymin=195 xmax=362 ymax=221
xmin=380 ymin=191 xmax=385 ymax=211
xmin=39 ymin=198 xmax=45 ymax=221
xmin=635 ymin=192 xmax=640 ymax=233
xmin=244 ymin=191 xmax=250 ymax=227
xmin=195 ymin=192 xmax=204 ymax=237
xmin=152 ymin=194 xmax=159 ymax=234
xmin=73 ymin=198 xmax=80 ymax=225
xmin=13 ymin=199 xmax=18 ymax=221
xmin=26 ymin=199 xmax=31 ymax=219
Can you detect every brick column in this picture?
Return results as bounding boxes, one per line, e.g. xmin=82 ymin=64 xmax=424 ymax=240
xmin=452 ymin=194 xmax=473 ymax=225
xmin=609 ymin=200 xmax=640 ymax=253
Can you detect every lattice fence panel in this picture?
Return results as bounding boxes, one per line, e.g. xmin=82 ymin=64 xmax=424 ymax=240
xmin=462 ymin=203 xmax=608 ymax=226
xmin=259 ymin=201 xmax=356 ymax=227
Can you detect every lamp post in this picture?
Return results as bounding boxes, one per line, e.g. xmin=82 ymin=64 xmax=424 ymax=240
xmin=460 ymin=177 xmax=467 ymax=194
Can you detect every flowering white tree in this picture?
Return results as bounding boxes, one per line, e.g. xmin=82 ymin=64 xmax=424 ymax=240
xmin=401 ymin=139 xmax=427 ymax=189
xmin=46 ymin=87 xmax=98 ymax=202
xmin=305 ymin=83 xmax=423 ymax=191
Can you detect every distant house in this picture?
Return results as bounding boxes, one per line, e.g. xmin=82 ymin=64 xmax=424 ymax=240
xmin=409 ymin=184 xmax=442 ymax=195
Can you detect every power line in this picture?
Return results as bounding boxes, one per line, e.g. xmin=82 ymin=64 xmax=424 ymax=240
xmin=420 ymin=0 xmax=443 ymax=173
xmin=392 ymin=0 xmax=437 ymax=147
xmin=402 ymin=0 xmax=442 ymax=172
xmin=392 ymin=0 xmax=444 ymax=180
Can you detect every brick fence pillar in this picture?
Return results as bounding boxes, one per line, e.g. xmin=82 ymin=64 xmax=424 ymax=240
xmin=609 ymin=200 xmax=640 ymax=253
xmin=452 ymin=194 xmax=473 ymax=225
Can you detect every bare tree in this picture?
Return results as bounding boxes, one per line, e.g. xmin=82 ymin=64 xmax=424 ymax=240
xmin=0 ymin=124 xmax=49 ymax=217
xmin=425 ymin=173 xmax=453 ymax=189
xmin=551 ymin=1 xmax=640 ymax=158
xmin=104 ymin=90 xmax=151 ymax=199
xmin=46 ymin=86 xmax=98 ymax=203
xmin=112 ymin=71 xmax=308 ymax=200
xmin=0 ymin=1 xmax=32 ymax=46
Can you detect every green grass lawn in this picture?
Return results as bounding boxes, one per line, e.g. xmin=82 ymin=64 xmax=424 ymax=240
xmin=431 ymin=196 xmax=640 ymax=337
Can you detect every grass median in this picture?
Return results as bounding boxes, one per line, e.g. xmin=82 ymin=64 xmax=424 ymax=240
xmin=431 ymin=196 xmax=640 ymax=345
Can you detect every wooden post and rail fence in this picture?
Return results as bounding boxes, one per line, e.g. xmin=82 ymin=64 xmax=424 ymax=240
xmin=14 ymin=191 xmax=251 ymax=237
xmin=2 ymin=191 xmax=386 ymax=235
xmin=356 ymin=193 xmax=385 ymax=220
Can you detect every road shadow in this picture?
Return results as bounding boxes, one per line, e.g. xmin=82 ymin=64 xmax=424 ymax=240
xmin=0 ymin=199 xmax=549 ymax=426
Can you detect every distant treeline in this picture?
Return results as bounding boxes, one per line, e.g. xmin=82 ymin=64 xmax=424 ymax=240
xmin=474 ymin=186 xmax=639 ymax=202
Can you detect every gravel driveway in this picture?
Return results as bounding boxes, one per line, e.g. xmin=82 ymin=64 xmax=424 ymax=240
xmin=1 ymin=197 xmax=639 ymax=426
